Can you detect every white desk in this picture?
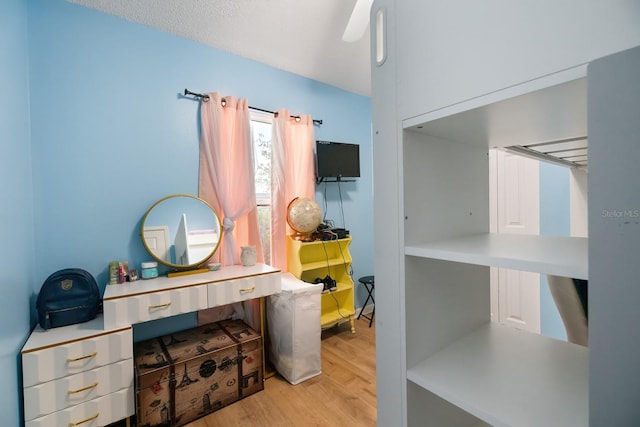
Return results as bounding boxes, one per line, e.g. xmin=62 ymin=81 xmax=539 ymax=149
xmin=21 ymin=264 xmax=281 ymax=426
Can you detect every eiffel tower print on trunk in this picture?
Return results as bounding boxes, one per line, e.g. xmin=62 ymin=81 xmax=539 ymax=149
xmin=134 ymin=319 xmax=263 ymax=427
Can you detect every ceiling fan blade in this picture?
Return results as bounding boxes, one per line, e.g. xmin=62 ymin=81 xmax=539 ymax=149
xmin=342 ymin=0 xmax=373 ymax=42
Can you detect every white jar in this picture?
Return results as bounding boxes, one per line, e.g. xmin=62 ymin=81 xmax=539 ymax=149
xmin=240 ymin=246 xmax=257 ymax=266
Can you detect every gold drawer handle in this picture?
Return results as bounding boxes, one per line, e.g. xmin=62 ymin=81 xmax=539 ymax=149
xmin=67 ymin=352 xmax=97 ymax=363
xmin=68 ymin=382 xmax=98 ymax=394
xmin=69 ymin=412 xmax=99 ymax=426
xmin=239 ymin=286 xmax=256 ymax=294
xmin=149 ymin=301 xmax=172 ymax=309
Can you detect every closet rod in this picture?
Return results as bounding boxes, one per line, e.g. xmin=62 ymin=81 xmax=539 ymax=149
xmin=184 ymin=89 xmax=323 ymax=125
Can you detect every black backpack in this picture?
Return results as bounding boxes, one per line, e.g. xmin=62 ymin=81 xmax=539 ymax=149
xmin=36 ymin=268 xmax=101 ymax=330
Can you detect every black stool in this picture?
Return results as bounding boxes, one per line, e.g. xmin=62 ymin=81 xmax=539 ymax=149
xmin=357 ymin=276 xmax=375 ymax=327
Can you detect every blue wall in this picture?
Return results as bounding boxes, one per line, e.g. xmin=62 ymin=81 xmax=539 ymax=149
xmin=27 ymin=0 xmax=372 ymax=291
xmin=4 ymin=0 xmax=372 ymax=423
xmin=539 ymin=162 xmax=570 ymax=340
xmin=0 ymin=1 xmax=35 ymax=425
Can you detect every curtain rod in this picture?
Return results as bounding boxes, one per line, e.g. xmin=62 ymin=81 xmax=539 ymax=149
xmin=184 ymin=89 xmax=323 ymax=125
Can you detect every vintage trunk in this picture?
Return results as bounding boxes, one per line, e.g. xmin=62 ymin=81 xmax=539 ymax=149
xmin=161 ymin=322 xmax=241 ymax=426
xmin=135 ymin=320 xmax=262 ymax=427
xmin=218 ymin=319 xmax=264 ymax=398
xmin=134 ymin=336 xmax=173 ymax=426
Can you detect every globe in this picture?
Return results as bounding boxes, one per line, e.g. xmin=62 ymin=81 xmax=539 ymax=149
xmin=287 ymin=197 xmax=323 ymax=240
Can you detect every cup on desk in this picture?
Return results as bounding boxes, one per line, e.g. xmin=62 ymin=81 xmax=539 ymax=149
xmin=240 ymin=245 xmax=257 ymax=266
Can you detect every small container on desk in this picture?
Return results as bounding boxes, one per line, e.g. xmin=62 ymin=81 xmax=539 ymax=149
xmin=141 ymin=261 xmax=158 ymax=280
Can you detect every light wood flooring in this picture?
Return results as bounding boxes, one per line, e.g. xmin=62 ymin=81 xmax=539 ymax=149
xmin=186 ymin=317 xmax=377 ymax=427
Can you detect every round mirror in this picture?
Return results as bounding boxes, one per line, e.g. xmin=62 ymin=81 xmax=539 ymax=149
xmin=141 ymin=194 xmax=222 ymax=268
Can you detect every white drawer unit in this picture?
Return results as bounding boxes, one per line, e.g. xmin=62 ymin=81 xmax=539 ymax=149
xmin=103 ymin=284 xmax=208 ymax=329
xmin=25 ymin=387 xmax=134 ymax=427
xmin=21 ymin=315 xmax=134 ymax=425
xmin=22 ymin=324 xmax=132 ymax=387
xmin=23 ymin=359 xmax=133 ymax=421
xmin=207 ymin=270 xmax=281 ymax=306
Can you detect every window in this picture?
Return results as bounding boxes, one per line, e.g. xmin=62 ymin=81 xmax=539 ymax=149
xmin=250 ymin=112 xmax=273 ymax=264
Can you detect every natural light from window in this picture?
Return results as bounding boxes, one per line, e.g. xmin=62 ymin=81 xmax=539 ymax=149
xmin=250 ymin=112 xmax=273 ymax=265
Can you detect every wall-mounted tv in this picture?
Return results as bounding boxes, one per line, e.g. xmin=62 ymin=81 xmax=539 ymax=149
xmin=315 ymin=141 xmax=360 ymax=180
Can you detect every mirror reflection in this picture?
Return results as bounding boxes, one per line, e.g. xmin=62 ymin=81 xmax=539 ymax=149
xmin=141 ymin=194 xmax=221 ymax=268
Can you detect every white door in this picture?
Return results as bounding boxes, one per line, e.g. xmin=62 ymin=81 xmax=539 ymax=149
xmin=143 ymin=225 xmax=171 ymax=263
xmin=489 ymin=149 xmax=540 ymax=333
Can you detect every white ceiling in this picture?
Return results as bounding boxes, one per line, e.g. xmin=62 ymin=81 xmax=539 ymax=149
xmin=68 ymin=0 xmax=372 ymax=96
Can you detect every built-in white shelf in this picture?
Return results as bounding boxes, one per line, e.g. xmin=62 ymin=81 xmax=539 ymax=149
xmin=407 ymin=323 xmax=588 ymax=427
xmin=405 ymin=233 xmax=588 ymax=280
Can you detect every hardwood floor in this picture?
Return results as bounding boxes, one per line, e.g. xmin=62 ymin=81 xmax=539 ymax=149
xmin=186 ymin=317 xmax=377 ymax=427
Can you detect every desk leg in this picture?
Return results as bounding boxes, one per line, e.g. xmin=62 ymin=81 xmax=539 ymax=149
xmin=261 ymin=297 xmax=276 ymax=379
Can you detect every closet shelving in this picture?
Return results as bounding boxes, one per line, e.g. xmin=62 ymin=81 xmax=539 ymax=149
xmin=406 ymin=323 xmax=588 ymax=426
xmin=370 ymin=1 xmax=640 ymax=424
xmin=399 ymin=71 xmax=591 ymax=426
xmin=502 ymin=136 xmax=588 ymax=169
xmin=405 ymin=233 xmax=588 ymax=280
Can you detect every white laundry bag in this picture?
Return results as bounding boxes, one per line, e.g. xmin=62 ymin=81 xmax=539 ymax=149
xmin=267 ymin=273 xmax=322 ymax=384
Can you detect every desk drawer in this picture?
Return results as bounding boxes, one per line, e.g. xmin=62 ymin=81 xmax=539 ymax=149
xmin=24 ymin=359 xmax=133 ymax=421
xmin=207 ymin=272 xmax=281 ymax=306
xmin=25 ymin=387 xmax=134 ymax=427
xmin=22 ymin=328 xmax=132 ymax=388
xmin=103 ymin=285 xmax=208 ymax=329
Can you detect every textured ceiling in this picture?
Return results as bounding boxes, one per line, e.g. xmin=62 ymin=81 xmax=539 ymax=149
xmin=68 ymin=0 xmax=372 ymax=96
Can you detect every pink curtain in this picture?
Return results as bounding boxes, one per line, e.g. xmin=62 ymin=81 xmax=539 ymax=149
xmin=271 ymin=110 xmax=316 ymax=271
xmin=198 ymin=92 xmax=263 ymax=266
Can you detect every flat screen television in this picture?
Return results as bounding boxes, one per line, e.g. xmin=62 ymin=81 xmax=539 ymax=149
xmin=315 ymin=141 xmax=360 ymax=180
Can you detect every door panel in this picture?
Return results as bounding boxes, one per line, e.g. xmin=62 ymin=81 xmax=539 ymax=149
xmin=143 ymin=226 xmax=170 ymax=263
xmin=490 ymin=149 xmax=540 ymax=333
